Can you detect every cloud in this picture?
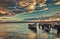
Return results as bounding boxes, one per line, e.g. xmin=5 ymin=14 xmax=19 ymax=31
xmin=40 ymin=8 xmax=48 ymax=11
xmin=0 ymin=0 xmax=16 ymax=7
xmin=18 ymin=1 xmax=28 ymax=7
xmin=17 ymin=0 xmax=47 ymax=12
xmin=39 ymin=3 xmax=46 ymax=7
xmin=0 ymin=7 xmax=12 ymax=15
xmin=38 ymin=0 xmax=47 ymax=7
xmin=26 ymin=3 xmax=36 ymax=11
xmin=55 ymin=1 xmax=60 ymax=5
xmin=0 ymin=7 xmax=6 ymax=14
xmin=0 ymin=0 xmax=48 ymax=15
xmin=17 ymin=0 xmax=47 ymax=7
xmin=26 ymin=7 xmax=48 ymax=14
xmin=43 ymin=8 xmax=48 ymax=10
xmin=54 ymin=0 xmax=60 ymax=5
xmin=0 ymin=0 xmax=17 ymax=15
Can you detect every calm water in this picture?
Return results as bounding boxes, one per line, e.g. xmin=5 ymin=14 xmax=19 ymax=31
xmin=0 ymin=23 xmax=59 ymax=39
xmin=0 ymin=23 xmax=29 ymax=33
xmin=0 ymin=23 xmax=37 ymax=39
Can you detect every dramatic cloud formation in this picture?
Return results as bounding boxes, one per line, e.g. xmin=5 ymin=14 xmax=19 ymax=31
xmin=17 ymin=0 xmax=47 ymax=10
xmin=0 ymin=0 xmax=60 ymax=15
xmin=0 ymin=0 xmax=17 ymax=15
xmin=17 ymin=0 xmax=48 ymax=13
xmin=17 ymin=0 xmax=36 ymax=11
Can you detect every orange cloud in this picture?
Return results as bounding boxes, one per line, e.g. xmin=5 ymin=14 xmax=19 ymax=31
xmin=0 ymin=7 xmax=6 ymax=14
xmin=0 ymin=7 xmax=12 ymax=15
xmin=18 ymin=1 xmax=28 ymax=7
xmin=27 ymin=3 xmax=36 ymax=11
xmin=55 ymin=1 xmax=60 ymax=5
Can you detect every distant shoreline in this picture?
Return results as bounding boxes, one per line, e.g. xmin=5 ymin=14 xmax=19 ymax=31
xmin=0 ymin=21 xmax=38 ymax=23
xmin=0 ymin=21 xmax=60 ymax=25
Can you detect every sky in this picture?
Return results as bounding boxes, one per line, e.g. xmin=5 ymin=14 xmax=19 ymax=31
xmin=0 ymin=0 xmax=60 ymax=20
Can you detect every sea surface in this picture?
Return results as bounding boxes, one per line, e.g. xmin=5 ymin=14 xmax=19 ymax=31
xmin=0 ymin=23 xmax=38 ymax=39
xmin=0 ymin=23 xmax=59 ymax=39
